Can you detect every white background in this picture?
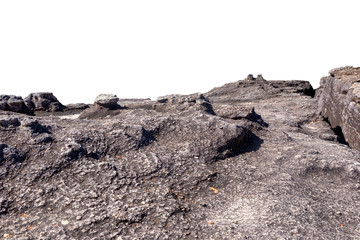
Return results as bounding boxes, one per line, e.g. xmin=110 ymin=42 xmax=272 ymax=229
xmin=1 ymin=0 xmax=359 ymax=104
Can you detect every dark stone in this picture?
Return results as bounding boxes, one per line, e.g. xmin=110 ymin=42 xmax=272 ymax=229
xmin=0 ymin=144 xmax=23 ymax=179
xmin=0 ymin=95 xmax=29 ymax=113
xmin=24 ymin=92 xmax=65 ymax=112
xmin=244 ymin=74 xmax=256 ymax=81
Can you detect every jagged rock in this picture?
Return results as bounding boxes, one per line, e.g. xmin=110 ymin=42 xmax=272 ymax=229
xmin=155 ymin=93 xmax=215 ymax=115
xmin=317 ymin=66 xmax=360 ymax=150
xmin=205 ymin=78 xmax=315 ymax=104
xmin=0 ymin=95 xmax=28 ymax=113
xmin=244 ymin=74 xmax=256 ymax=81
xmin=0 ymin=71 xmax=360 ymax=239
xmin=24 ymin=92 xmax=65 ymax=112
xmin=256 ymin=74 xmax=266 ymax=82
xmin=0 ymin=144 xmax=23 ymax=179
xmin=0 ymin=197 xmax=10 ymax=214
xmin=94 ymin=94 xmax=120 ymax=109
xmin=0 ymin=116 xmax=20 ymax=128
xmin=7 ymin=96 xmax=27 ymax=113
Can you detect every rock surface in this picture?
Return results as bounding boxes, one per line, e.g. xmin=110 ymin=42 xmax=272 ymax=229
xmin=94 ymin=94 xmax=120 ymax=109
xmin=0 ymin=95 xmax=28 ymax=113
xmin=0 ymin=71 xmax=360 ymax=239
xmin=317 ymin=66 xmax=360 ymax=150
xmin=24 ymin=92 xmax=65 ymax=112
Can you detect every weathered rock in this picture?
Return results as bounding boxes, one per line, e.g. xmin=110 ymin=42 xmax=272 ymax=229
xmin=118 ymin=98 xmax=154 ymax=110
xmin=244 ymin=74 xmax=256 ymax=81
xmin=205 ymin=78 xmax=315 ymax=104
xmin=0 ymin=143 xmax=23 ymax=179
xmin=24 ymin=92 xmax=65 ymax=112
xmin=155 ymin=93 xmax=215 ymax=115
xmin=0 ymin=95 xmax=28 ymax=113
xmin=65 ymin=103 xmax=89 ymax=111
xmin=94 ymin=94 xmax=120 ymax=109
xmin=7 ymin=96 xmax=27 ymax=113
xmin=317 ymin=66 xmax=360 ymax=150
xmin=0 ymin=72 xmax=360 ymax=239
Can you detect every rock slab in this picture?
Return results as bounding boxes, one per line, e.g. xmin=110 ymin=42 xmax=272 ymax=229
xmin=317 ymin=66 xmax=360 ymax=150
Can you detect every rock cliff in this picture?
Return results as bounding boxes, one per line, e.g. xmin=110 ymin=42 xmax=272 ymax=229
xmin=317 ymin=66 xmax=360 ymax=151
xmin=0 ymin=69 xmax=360 ymax=239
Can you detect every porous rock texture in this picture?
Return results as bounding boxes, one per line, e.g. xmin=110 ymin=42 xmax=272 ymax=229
xmin=24 ymin=92 xmax=65 ymax=112
xmin=317 ymin=66 xmax=360 ymax=151
xmin=1 ymin=71 xmax=360 ymax=239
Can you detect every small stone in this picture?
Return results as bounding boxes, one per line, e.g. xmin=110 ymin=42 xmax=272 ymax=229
xmin=76 ymin=216 xmax=82 ymax=220
xmin=61 ymin=220 xmax=69 ymax=225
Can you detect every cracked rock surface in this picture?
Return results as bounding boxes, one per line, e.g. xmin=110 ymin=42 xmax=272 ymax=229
xmin=1 ymin=72 xmax=360 ymax=239
xmin=317 ymin=66 xmax=360 ymax=151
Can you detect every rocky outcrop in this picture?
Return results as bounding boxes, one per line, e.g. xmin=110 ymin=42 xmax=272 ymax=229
xmin=94 ymin=94 xmax=120 ymax=109
xmin=0 ymin=72 xmax=360 ymax=239
xmin=0 ymin=93 xmax=66 ymax=115
xmin=24 ymin=92 xmax=65 ymax=112
xmin=317 ymin=66 xmax=360 ymax=151
xmin=155 ymin=93 xmax=215 ymax=115
xmin=205 ymin=77 xmax=315 ymax=104
xmin=0 ymin=95 xmax=28 ymax=113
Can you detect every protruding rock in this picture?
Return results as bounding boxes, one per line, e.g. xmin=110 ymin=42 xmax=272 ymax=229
xmin=328 ymin=66 xmax=360 ymax=79
xmin=244 ymin=74 xmax=256 ymax=81
xmin=317 ymin=66 xmax=360 ymax=150
xmin=0 ymin=95 xmax=28 ymax=113
xmin=94 ymin=94 xmax=120 ymax=109
xmin=256 ymin=74 xmax=266 ymax=82
xmin=155 ymin=93 xmax=215 ymax=114
xmin=0 ymin=144 xmax=23 ymax=179
xmin=0 ymin=117 xmax=20 ymax=128
xmin=24 ymin=92 xmax=65 ymax=112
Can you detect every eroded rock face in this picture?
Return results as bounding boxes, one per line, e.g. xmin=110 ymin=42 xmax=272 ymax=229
xmin=24 ymin=92 xmax=65 ymax=112
xmin=0 ymin=95 xmax=28 ymax=113
xmin=0 ymin=73 xmax=360 ymax=239
xmin=317 ymin=66 xmax=360 ymax=150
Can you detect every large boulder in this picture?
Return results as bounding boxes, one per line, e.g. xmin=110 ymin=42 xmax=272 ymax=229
xmin=317 ymin=66 xmax=360 ymax=150
xmin=94 ymin=94 xmax=120 ymax=109
xmin=0 ymin=95 xmax=28 ymax=113
xmin=24 ymin=92 xmax=65 ymax=112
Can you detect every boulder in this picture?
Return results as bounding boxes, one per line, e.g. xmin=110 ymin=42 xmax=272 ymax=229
xmin=94 ymin=94 xmax=120 ymax=109
xmin=24 ymin=92 xmax=65 ymax=112
xmin=7 ymin=96 xmax=27 ymax=113
xmin=0 ymin=95 xmax=28 ymax=113
xmin=0 ymin=96 xmax=8 ymax=111
xmin=317 ymin=66 xmax=360 ymax=150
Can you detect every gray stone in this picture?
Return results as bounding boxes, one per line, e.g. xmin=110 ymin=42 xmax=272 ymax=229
xmin=0 ymin=71 xmax=360 ymax=239
xmin=7 ymin=96 xmax=26 ymax=113
xmin=0 ymin=95 xmax=28 ymax=113
xmin=94 ymin=94 xmax=120 ymax=109
xmin=317 ymin=66 xmax=360 ymax=150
